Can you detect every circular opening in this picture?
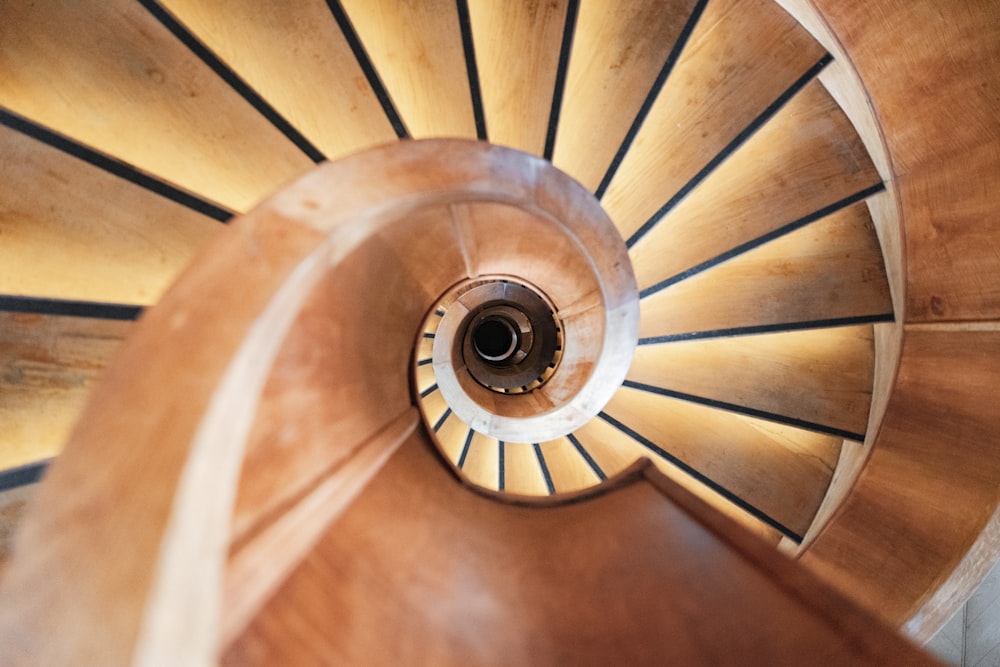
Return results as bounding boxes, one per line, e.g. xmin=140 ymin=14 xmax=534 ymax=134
xmin=472 ymin=317 xmax=518 ymax=363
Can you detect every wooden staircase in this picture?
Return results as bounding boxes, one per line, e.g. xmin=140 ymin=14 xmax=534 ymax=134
xmin=0 ymin=0 xmax=998 ymax=660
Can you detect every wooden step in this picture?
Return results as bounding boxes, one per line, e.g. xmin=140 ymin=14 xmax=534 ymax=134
xmin=601 ymin=0 xmax=828 ymax=239
xmin=339 ymin=0 xmax=478 ymax=139
xmin=157 ymin=0 xmax=399 ymax=160
xmin=638 ymin=200 xmax=892 ymax=340
xmin=570 ymin=415 xmax=785 ymax=544
xmin=628 ymin=79 xmax=881 ymax=291
xmin=461 ymin=432 xmax=500 ymax=490
xmin=551 ymin=0 xmax=701 ymax=190
xmin=224 ymin=431 xmax=932 ymax=665
xmin=0 ymin=124 xmax=220 ymax=304
xmin=537 ymin=437 xmax=603 ymax=493
xmin=600 ymin=386 xmax=842 ymax=539
xmin=0 ymin=0 xmax=314 ymax=212
xmin=628 ymin=325 xmax=875 ymax=439
xmin=433 ymin=415 xmax=472 ymax=466
xmin=502 ymin=442 xmax=550 ymax=496
xmin=0 ymin=312 xmax=130 ymax=472
xmin=467 ymin=0 xmax=570 ymax=156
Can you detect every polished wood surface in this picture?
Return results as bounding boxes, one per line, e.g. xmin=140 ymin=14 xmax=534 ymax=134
xmin=803 ymin=327 xmax=1000 ymax=635
xmin=629 ymin=325 xmax=875 ymax=437
xmin=459 ymin=431 xmax=500 ymax=490
xmin=0 ymin=141 xmax=632 ymax=663
xmin=503 ymin=442 xmax=549 ymax=496
xmin=468 ymin=0 xmax=568 ymax=155
xmin=601 ymin=0 xmax=826 ymax=240
xmin=639 ymin=201 xmax=892 ymax=338
xmin=340 ymin=0 xmax=476 ymax=139
xmin=0 ymin=313 xmax=129 ymax=472
xmin=628 ymin=80 xmax=881 ymax=290
xmin=538 ymin=436 xmax=602 ymax=493
xmin=812 ymin=2 xmax=1000 ymax=322
xmin=226 ymin=434 xmax=936 ymax=665
xmin=0 ymin=124 xmax=220 ymax=304
xmin=789 ymin=0 xmax=1000 ymax=639
xmin=158 ymin=0 xmax=398 ymax=161
xmin=571 ymin=413 xmax=784 ymax=544
xmin=603 ymin=385 xmax=841 ymax=538
xmin=551 ymin=0 xmax=698 ymax=190
xmin=0 ymin=0 xmax=314 ymax=212
xmin=0 ymin=0 xmax=995 ymax=651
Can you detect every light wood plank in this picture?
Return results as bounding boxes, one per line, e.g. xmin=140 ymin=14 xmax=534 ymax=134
xmin=572 ymin=415 xmax=649 ymax=479
xmin=503 ymin=442 xmax=549 ymax=496
xmin=340 ymin=0 xmax=476 ymax=139
xmin=419 ymin=389 xmax=449 ymax=428
xmin=576 ymin=416 xmax=788 ymax=544
xmin=0 ymin=0 xmax=314 ymax=212
xmin=158 ymin=0 xmax=398 ymax=161
xmin=468 ymin=0 xmax=568 ymax=155
xmin=414 ymin=360 xmax=437 ymax=396
xmin=0 ymin=313 xmax=130 ymax=471
xmin=416 ymin=335 xmax=435 ymax=361
xmin=434 ymin=415 xmax=470 ymax=466
xmin=551 ymin=0 xmax=698 ymax=190
xmin=628 ymin=325 xmax=875 ymax=436
xmin=628 ymin=80 xmax=881 ymax=290
xmin=639 ymin=201 xmax=892 ymax=339
xmin=603 ymin=387 xmax=841 ymax=538
xmin=602 ymin=0 xmax=827 ymax=240
xmin=461 ymin=432 xmax=499 ymax=491
xmin=0 ymin=125 xmax=221 ymax=304
xmin=572 ymin=416 xmax=783 ymax=545
xmin=539 ymin=437 xmax=601 ymax=493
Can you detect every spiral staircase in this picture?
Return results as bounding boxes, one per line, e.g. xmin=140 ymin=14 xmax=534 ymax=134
xmin=0 ymin=0 xmax=997 ymax=663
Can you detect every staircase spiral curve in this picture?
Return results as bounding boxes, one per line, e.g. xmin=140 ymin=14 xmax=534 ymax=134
xmin=0 ymin=0 xmax=997 ymax=660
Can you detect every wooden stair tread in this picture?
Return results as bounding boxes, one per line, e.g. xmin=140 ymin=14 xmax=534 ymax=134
xmin=502 ymin=442 xmax=550 ymax=496
xmin=0 ymin=124 xmax=220 ymax=304
xmin=340 ymin=0 xmax=477 ymax=139
xmin=571 ymin=415 xmax=784 ymax=544
xmin=0 ymin=312 xmax=130 ymax=471
xmin=461 ymin=432 xmax=500 ymax=490
xmin=602 ymin=0 xmax=828 ymax=241
xmin=468 ymin=0 xmax=569 ymax=156
xmin=638 ymin=200 xmax=892 ymax=339
xmin=0 ymin=0 xmax=315 ymax=212
xmin=602 ymin=386 xmax=842 ymax=538
xmin=628 ymin=325 xmax=875 ymax=437
xmin=157 ymin=0 xmax=399 ymax=161
xmin=538 ymin=437 xmax=602 ymax=494
xmin=628 ymin=79 xmax=881 ymax=291
xmin=551 ymin=0 xmax=700 ymax=191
